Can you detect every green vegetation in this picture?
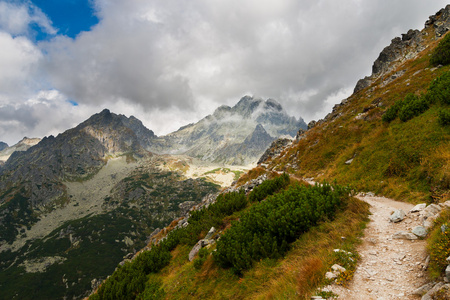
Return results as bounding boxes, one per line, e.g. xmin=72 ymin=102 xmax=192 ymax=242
xmin=90 ymin=175 xmax=367 ymax=299
xmin=248 ymin=172 xmax=290 ymax=202
xmin=430 ymin=32 xmax=450 ymax=66
xmin=439 ymin=108 xmax=450 ymax=126
xmin=427 ymin=209 xmax=450 ymax=279
xmin=214 ymin=182 xmax=350 ymax=274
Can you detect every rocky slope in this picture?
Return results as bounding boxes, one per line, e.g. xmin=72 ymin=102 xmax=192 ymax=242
xmin=149 ymin=96 xmax=306 ymax=165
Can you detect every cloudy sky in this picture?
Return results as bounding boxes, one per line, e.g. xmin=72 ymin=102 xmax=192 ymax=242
xmin=0 ymin=0 xmax=448 ymax=145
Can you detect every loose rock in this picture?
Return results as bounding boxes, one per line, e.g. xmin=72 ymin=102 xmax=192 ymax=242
xmin=390 ymin=209 xmax=406 ymax=223
xmin=412 ymin=226 xmax=427 ymax=238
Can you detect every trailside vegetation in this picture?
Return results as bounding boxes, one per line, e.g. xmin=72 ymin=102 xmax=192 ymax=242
xmin=214 ymin=182 xmax=350 ymax=274
xmin=89 ymin=175 xmax=352 ymax=299
xmin=430 ymin=32 xmax=450 ymax=66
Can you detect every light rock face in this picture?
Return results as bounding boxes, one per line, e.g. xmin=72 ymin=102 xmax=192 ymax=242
xmin=149 ymin=96 xmax=306 ymax=165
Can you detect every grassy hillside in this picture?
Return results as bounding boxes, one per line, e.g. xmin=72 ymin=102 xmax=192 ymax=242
xmin=89 ymin=175 xmax=369 ymax=300
xmin=267 ymin=29 xmax=450 ymax=204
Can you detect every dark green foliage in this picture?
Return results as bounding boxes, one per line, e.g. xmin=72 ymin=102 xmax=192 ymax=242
xmin=214 ymin=182 xmax=349 ymax=274
xmin=248 ymin=173 xmax=290 ymax=202
xmin=426 ymin=71 xmax=450 ymax=105
xmin=382 ymin=99 xmax=403 ymax=123
xmin=438 ymin=108 xmax=450 ymax=126
xmin=0 ymin=189 xmax=37 ymax=244
xmin=193 ymin=248 xmax=208 ymax=269
xmin=398 ymin=93 xmax=429 ymax=122
xmin=430 ymin=33 xmax=450 ymax=66
xmin=93 ymin=245 xmax=170 ymax=300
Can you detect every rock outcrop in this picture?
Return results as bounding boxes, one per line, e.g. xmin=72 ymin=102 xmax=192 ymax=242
xmin=354 ymin=5 xmax=450 ymax=94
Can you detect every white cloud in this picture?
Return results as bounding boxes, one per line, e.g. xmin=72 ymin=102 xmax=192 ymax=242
xmin=0 ymin=1 xmax=56 ymax=36
xmin=0 ymin=32 xmax=42 ymax=101
xmin=1 ymin=0 xmax=449 ymax=144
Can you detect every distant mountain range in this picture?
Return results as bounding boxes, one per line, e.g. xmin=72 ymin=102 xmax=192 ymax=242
xmin=150 ymin=96 xmax=306 ymax=165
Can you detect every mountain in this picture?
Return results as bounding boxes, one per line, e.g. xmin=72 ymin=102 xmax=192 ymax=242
xmin=0 ymin=137 xmax=40 ymax=163
xmin=149 ymin=96 xmax=306 ymax=165
xmin=0 ymin=109 xmax=219 ymax=300
xmin=87 ymin=5 xmax=450 ymax=300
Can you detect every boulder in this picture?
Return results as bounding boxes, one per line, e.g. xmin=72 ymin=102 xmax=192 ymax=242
xmin=410 ymin=203 xmax=427 ymax=213
xmin=422 ymin=282 xmax=445 ymax=300
xmin=412 ymin=226 xmax=428 ymax=238
xmin=390 ymin=209 xmax=406 ymax=223
xmin=423 ymin=215 xmax=437 ymax=229
xmin=423 ymin=204 xmax=442 ymax=217
xmin=325 ymin=272 xmax=337 ymax=280
xmin=411 ymin=282 xmax=435 ymax=296
xmin=393 ymin=231 xmax=417 ymax=240
xmin=331 ymin=264 xmax=346 ymax=273
xmin=204 ymin=227 xmax=216 ymax=240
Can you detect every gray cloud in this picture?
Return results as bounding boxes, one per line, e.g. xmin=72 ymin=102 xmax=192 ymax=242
xmin=0 ymin=0 xmax=448 ymax=144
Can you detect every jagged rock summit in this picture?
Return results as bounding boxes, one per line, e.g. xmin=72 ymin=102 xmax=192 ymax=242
xmin=149 ymin=96 xmax=306 ymax=165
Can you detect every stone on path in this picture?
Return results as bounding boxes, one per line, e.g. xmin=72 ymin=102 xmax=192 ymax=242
xmin=410 ymin=203 xmax=426 ymax=213
xmin=412 ymin=226 xmax=427 ymax=238
xmin=390 ymin=209 xmax=406 ymax=223
xmin=393 ymin=231 xmax=418 ymax=240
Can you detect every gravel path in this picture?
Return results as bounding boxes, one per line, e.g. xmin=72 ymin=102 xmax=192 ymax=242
xmin=327 ymin=195 xmax=428 ymax=299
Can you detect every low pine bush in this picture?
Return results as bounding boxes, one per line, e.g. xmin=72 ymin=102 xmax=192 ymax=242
xmin=382 ymin=99 xmax=403 ymax=123
xmin=438 ymin=109 xmax=450 ymax=126
xmin=430 ymin=32 xmax=450 ymax=66
xmin=214 ymin=182 xmax=350 ymax=274
xmin=398 ymin=93 xmax=429 ymax=122
xmin=248 ymin=172 xmax=290 ymax=202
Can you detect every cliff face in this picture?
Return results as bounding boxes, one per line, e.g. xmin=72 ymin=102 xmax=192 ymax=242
xmin=149 ymin=96 xmax=306 ymax=165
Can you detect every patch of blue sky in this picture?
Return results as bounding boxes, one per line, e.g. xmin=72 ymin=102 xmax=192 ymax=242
xmin=30 ymin=0 xmax=99 ymax=40
xmin=68 ymin=100 xmax=79 ymax=106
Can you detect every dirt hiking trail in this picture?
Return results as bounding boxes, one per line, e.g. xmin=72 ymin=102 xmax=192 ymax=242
xmin=328 ymin=195 xmax=428 ymax=299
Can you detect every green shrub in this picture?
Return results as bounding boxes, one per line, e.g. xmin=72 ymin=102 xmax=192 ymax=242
xmin=428 ymin=212 xmax=450 ymax=279
xmin=427 ymin=71 xmax=450 ymax=105
xmin=214 ymin=182 xmax=350 ymax=274
xmin=248 ymin=173 xmax=290 ymax=202
xmin=398 ymin=93 xmax=429 ymax=122
xmin=430 ymin=33 xmax=450 ymax=66
xmin=439 ymin=109 xmax=450 ymax=126
xmin=382 ymin=99 xmax=403 ymax=123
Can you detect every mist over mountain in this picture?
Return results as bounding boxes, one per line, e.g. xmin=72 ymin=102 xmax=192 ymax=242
xmin=150 ymin=96 xmax=306 ymax=165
